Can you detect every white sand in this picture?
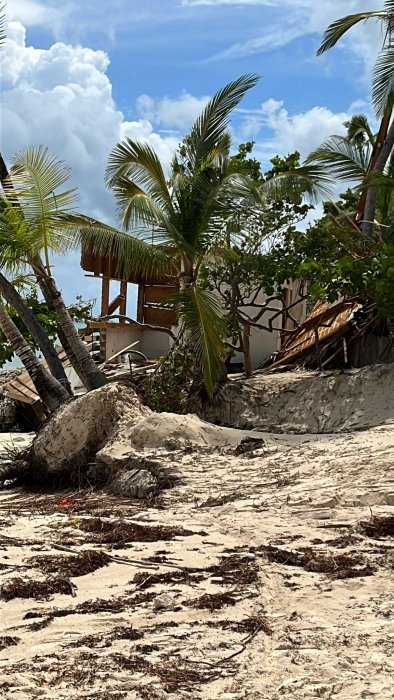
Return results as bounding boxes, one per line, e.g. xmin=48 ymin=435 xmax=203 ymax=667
xmin=0 ymin=378 xmax=394 ymax=698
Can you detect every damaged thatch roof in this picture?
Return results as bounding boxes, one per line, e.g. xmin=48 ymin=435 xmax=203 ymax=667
xmin=265 ymin=298 xmax=383 ymax=370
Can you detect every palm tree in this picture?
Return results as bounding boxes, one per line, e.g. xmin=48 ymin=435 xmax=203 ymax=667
xmin=0 ymin=297 xmax=69 ymax=412
xmin=103 ymin=75 xmax=266 ymax=395
xmin=0 ymin=201 xmax=73 ymax=391
xmin=306 ymin=113 xmax=394 ymax=237
xmin=317 ymin=1 xmax=394 ymax=236
xmin=0 ymin=147 xmax=108 ymax=390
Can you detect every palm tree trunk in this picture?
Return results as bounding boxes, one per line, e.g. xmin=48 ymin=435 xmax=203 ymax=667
xmin=355 ymin=108 xmax=392 ymax=226
xmin=31 ymin=256 xmax=107 ymax=390
xmin=0 ymin=273 xmax=73 ymax=394
xmin=0 ymin=299 xmax=70 ymax=412
xmin=363 ymin=118 xmax=394 ymax=238
xmin=242 ymin=322 xmax=252 ymax=377
xmin=0 ymin=154 xmax=105 ymax=390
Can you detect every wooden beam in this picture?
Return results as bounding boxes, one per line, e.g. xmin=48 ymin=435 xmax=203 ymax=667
xmin=107 ymin=294 xmax=122 ymax=316
xmin=120 ymin=280 xmax=128 ymax=316
xmin=101 ymin=277 xmax=110 ymax=316
xmin=137 ymin=284 xmax=145 ymax=323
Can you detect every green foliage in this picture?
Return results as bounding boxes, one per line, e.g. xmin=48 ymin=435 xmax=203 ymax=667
xmin=259 ymin=187 xmax=394 ymax=318
xmin=0 ymin=290 xmax=94 ymax=367
xmin=202 ymin=148 xmax=313 ymax=351
xmin=137 ymin=346 xmax=204 ymax=413
xmin=105 ymin=75 xmax=262 ymax=395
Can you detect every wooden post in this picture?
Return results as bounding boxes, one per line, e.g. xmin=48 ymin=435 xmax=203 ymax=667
xmin=120 ymin=280 xmax=128 ymax=316
xmin=137 ymin=284 xmax=145 ymax=323
xmin=101 ymin=277 xmax=110 ymax=316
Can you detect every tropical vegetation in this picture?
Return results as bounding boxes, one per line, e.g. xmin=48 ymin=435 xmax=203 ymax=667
xmin=3 ymin=1 xmax=394 ymax=406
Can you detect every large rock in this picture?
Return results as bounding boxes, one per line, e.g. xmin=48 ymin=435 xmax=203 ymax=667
xmin=30 ymin=383 xmax=151 ymax=479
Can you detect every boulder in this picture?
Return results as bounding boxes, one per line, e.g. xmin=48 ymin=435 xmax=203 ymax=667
xmin=30 ymin=383 xmax=150 ymax=479
xmin=108 ymin=469 xmax=157 ymax=499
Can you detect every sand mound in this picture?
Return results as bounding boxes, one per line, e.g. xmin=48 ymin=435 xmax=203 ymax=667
xmin=27 ymin=383 xmax=267 ymax=495
xmin=205 ymin=363 xmax=394 ymax=433
xmin=123 ymin=412 xmax=259 ymax=450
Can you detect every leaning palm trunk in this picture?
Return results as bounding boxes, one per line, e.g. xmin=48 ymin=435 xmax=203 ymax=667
xmin=0 ymin=272 xmax=72 ymax=394
xmin=362 ymin=118 xmax=394 ymax=238
xmin=31 ymin=256 xmax=107 ymax=390
xmin=0 ymin=299 xmax=70 ymax=412
xmin=0 ymin=153 xmax=106 ymax=391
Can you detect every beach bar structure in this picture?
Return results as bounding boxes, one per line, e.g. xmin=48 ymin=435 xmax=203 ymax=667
xmin=81 ymin=243 xmax=179 ymax=363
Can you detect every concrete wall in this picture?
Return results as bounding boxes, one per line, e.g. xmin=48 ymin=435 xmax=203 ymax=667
xmin=103 ymin=281 xmax=306 ymax=370
xmin=105 ymin=325 xmax=171 ymax=362
xmin=222 ymin=285 xmax=305 ymax=370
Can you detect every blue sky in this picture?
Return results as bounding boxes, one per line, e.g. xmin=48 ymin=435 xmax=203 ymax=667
xmin=1 ymin=0 xmax=384 ymax=310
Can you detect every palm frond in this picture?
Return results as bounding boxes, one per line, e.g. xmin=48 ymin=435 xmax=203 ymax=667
xmin=8 ymin=146 xmax=78 ymax=269
xmin=0 ymin=3 xmax=6 ymax=50
xmin=317 ymin=11 xmax=387 ymax=55
xmin=306 ymin=137 xmax=370 ymax=182
xmin=344 ymin=114 xmax=376 ymax=147
xmin=62 ymin=213 xmax=175 ymax=281
xmin=171 ymin=286 xmax=227 ymax=396
xmin=372 ymin=45 xmax=394 ymax=117
xmin=260 ymin=165 xmax=334 ymax=203
xmin=0 ymin=206 xmax=38 ymax=276
xmin=106 ymin=139 xmax=173 ymax=212
xmin=184 ymin=74 xmax=259 ymax=171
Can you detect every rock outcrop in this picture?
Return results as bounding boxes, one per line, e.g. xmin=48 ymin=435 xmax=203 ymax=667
xmin=30 ymin=383 xmax=151 ymax=482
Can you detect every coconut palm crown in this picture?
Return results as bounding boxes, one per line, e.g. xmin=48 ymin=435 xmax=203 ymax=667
xmin=103 ymin=75 xmax=266 ymax=395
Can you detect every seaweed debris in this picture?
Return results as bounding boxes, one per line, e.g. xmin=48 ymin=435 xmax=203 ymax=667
xmin=1 ymin=576 xmax=75 ymax=601
xmin=207 ymin=554 xmax=259 ymax=586
xmin=78 ymin=518 xmax=194 ymax=547
xmin=359 ymin=515 xmax=394 ymax=539
xmin=29 ymin=550 xmax=111 ymax=577
xmin=131 ymin=569 xmax=204 ymax=589
xmin=260 ymin=545 xmax=375 ymax=579
xmin=184 ymin=591 xmax=237 ymax=611
xmin=0 ymin=636 xmax=20 ymax=650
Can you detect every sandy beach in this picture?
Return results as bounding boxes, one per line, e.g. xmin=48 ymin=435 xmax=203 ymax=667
xmin=0 ymin=412 xmax=393 ymax=699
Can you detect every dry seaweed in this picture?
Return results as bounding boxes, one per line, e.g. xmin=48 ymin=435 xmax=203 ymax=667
xmin=67 ymin=625 xmax=143 ymax=649
xmin=155 ymin=659 xmax=221 ymax=693
xmin=184 ymin=591 xmax=237 ymax=611
xmin=78 ymin=518 xmax=193 ymax=547
xmin=260 ymin=545 xmax=375 ymax=579
xmin=359 ymin=515 xmax=394 ymax=539
xmin=207 ymin=615 xmax=273 ymax=636
xmin=24 ymin=590 xmax=157 ymax=631
xmin=29 ymin=550 xmax=111 ymax=577
xmin=207 ymin=554 xmax=259 ymax=586
xmin=0 ymin=635 xmax=20 ymax=650
xmin=1 ymin=576 xmax=75 ymax=601
xmin=131 ymin=569 xmax=204 ymax=589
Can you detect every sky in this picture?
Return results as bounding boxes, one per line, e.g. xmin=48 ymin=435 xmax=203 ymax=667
xmin=0 ymin=0 xmax=385 ymax=311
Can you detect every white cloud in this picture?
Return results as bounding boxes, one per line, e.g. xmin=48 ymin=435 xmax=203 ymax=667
xmin=136 ymin=91 xmax=210 ymax=130
xmin=0 ymin=21 xmax=179 ymax=304
xmin=7 ymin=0 xmax=66 ymax=32
xmin=247 ymin=99 xmax=352 ymax=165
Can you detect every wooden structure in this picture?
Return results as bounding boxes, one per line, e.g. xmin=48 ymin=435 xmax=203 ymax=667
xmin=81 ymin=243 xmax=179 ymax=361
xmin=1 ymin=343 xmax=77 ymax=425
